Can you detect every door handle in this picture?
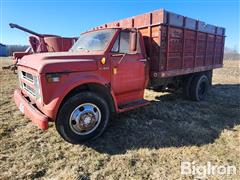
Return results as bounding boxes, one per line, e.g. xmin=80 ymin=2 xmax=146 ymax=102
xmin=139 ymin=59 xmax=147 ymax=62
xmin=111 ymin=54 xmax=124 ymax=57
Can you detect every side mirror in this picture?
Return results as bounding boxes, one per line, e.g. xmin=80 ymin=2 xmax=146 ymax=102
xmin=130 ymin=32 xmax=137 ymax=52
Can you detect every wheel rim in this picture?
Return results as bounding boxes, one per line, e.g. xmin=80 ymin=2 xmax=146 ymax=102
xmin=69 ymin=103 xmax=101 ymax=135
xmin=198 ymin=80 xmax=207 ymax=99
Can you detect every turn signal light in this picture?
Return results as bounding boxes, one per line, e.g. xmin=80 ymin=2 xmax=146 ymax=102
xmin=101 ymin=57 xmax=106 ymax=65
xmin=46 ymin=74 xmax=60 ymax=83
xmin=113 ymin=68 xmax=117 ymax=75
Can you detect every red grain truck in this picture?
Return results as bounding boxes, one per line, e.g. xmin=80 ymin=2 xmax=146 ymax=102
xmin=13 ymin=9 xmax=225 ymax=144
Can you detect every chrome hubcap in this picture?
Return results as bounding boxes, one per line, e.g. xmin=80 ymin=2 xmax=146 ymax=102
xmin=69 ymin=103 xmax=101 ymax=135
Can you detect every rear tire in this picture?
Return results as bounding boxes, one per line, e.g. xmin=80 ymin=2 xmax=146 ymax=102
xmin=56 ymin=92 xmax=110 ymax=144
xmin=183 ymin=75 xmax=194 ymax=99
xmin=189 ymin=74 xmax=210 ymax=101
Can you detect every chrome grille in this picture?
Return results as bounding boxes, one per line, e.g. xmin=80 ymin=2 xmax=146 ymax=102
xmin=22 ymin=71 xmax=34 ymax=83
xmin=18 ymin=70 xmax=38 ymax=98
xmin=23 ymin=83 xmax=36 ymax=96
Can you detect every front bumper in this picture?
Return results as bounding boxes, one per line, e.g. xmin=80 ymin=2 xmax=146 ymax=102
xmin=14 ymin=89 xmax=48 ymax=130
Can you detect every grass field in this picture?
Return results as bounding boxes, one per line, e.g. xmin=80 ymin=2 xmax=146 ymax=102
xmin=0 ymin=58 xmax=239 ymax=179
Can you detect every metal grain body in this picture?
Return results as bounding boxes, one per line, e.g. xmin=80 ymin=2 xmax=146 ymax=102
xmin=94 ymin=9 xmax=225 ymax=83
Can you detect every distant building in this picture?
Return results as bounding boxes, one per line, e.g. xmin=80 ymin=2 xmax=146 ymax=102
xmin=0 ymin=43 xmax=7 ymax=57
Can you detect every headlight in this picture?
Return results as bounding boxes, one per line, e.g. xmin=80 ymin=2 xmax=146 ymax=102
xmin=17 ymin=70 xmax=23 ymax=88
xmin=33 ymin=76 xmax=41 ymax=99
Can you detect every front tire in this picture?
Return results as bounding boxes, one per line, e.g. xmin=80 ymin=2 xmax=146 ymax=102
xmin=56 ymin=92 xmax=110 ymax=144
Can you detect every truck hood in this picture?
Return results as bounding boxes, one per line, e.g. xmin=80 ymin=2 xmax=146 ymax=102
xmin=18 ymin=52 xmax=104 ymax=73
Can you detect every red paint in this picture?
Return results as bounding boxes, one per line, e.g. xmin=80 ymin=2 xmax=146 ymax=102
xmin=13 ymin=9 xmax=225 ymax=130
xmin=10 ymin=23 xmax=77 ymax=65
xmin=14 ymin=89 xmax=48 ymax=130
xmin=95 ymin=9 xmax=225 ymax=78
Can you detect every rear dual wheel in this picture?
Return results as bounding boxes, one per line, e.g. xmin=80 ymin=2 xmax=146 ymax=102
xmin=190 ymin=74 xmax=210 ymax=101
xmin=184 ymin=74 xmax=210 ymax=101
xmin=56 ymin=92 xmax=110 ymax=144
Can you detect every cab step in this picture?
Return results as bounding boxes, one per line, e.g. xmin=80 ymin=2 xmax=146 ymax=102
xmin=118 ymin=99 xmax=150 ymax=112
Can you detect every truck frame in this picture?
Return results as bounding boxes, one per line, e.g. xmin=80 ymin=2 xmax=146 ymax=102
xmin=13 ymin=9 xmax=225 ymax=144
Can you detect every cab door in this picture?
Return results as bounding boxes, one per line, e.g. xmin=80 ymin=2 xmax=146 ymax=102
xmin=109 ymin=30 xmax=148 ymax=96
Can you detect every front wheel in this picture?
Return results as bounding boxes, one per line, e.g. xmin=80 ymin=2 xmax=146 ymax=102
xmin=56 ymin=92 xmax=110 ymax=144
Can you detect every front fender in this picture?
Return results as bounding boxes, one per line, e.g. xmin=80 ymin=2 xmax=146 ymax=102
xmin=40 ymin=72 xmax=116 ymax=119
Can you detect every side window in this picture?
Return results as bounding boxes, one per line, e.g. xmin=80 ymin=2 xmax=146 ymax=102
xmin=111 ymin=31 xmax=130 ymax=54
xmin=136 ymin=33 xmax=141 ymax=53
xmin=111 ymin=35 xmax=120 ymax=52
xmin=119 ymin=31 xmax=130 ymax=53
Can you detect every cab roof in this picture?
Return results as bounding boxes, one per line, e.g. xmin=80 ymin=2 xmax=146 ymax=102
xmin=82 ymin=27 xmax=137 ymax=35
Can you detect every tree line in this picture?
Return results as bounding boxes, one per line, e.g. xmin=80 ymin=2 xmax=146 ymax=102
xmin=6 ymin=45 xmax=29 ymax=56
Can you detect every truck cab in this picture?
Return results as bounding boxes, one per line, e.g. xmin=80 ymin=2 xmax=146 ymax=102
xmin=14 ymin=28 xmax=149 ymax=143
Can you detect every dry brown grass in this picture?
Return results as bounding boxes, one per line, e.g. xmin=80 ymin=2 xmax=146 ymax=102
xmin=0 ymin=58 xmax=239 ymax=179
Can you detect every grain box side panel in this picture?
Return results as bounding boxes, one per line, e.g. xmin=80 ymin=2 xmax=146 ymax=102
xmin=159 ymin=26 xmax=167 ymax=71
xmin=196 ymin=32 xmax=207 ymax=67
xmin=134 ymin=13 xmax=150 ymax=28
xmin=92 ymin=8 xmax=225 ymax=79
xmin=119 ymin=18 xmax=133 ymax=28
xmin=183 ymin=30 xmax=196 ymax=68
xmin=167 ymin=27 xmax=183 ymax=70
xmin=206 ymin=34 xmax=215 ymax=66
xmin=152 ymin=9 xmax=166 ymax=25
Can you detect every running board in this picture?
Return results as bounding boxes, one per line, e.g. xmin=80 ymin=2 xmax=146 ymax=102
xmin=118 ymin=99 xmax=150 ymax=112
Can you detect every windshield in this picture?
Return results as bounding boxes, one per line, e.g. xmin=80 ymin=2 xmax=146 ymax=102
xmin=70 ymin=29 xmax=116 ymax=52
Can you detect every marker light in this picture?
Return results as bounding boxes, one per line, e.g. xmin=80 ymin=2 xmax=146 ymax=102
xmin=101 ymin=57 xmax=106 ymax=65
xmin=113 ymin=68 xmax=117 ymax=75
